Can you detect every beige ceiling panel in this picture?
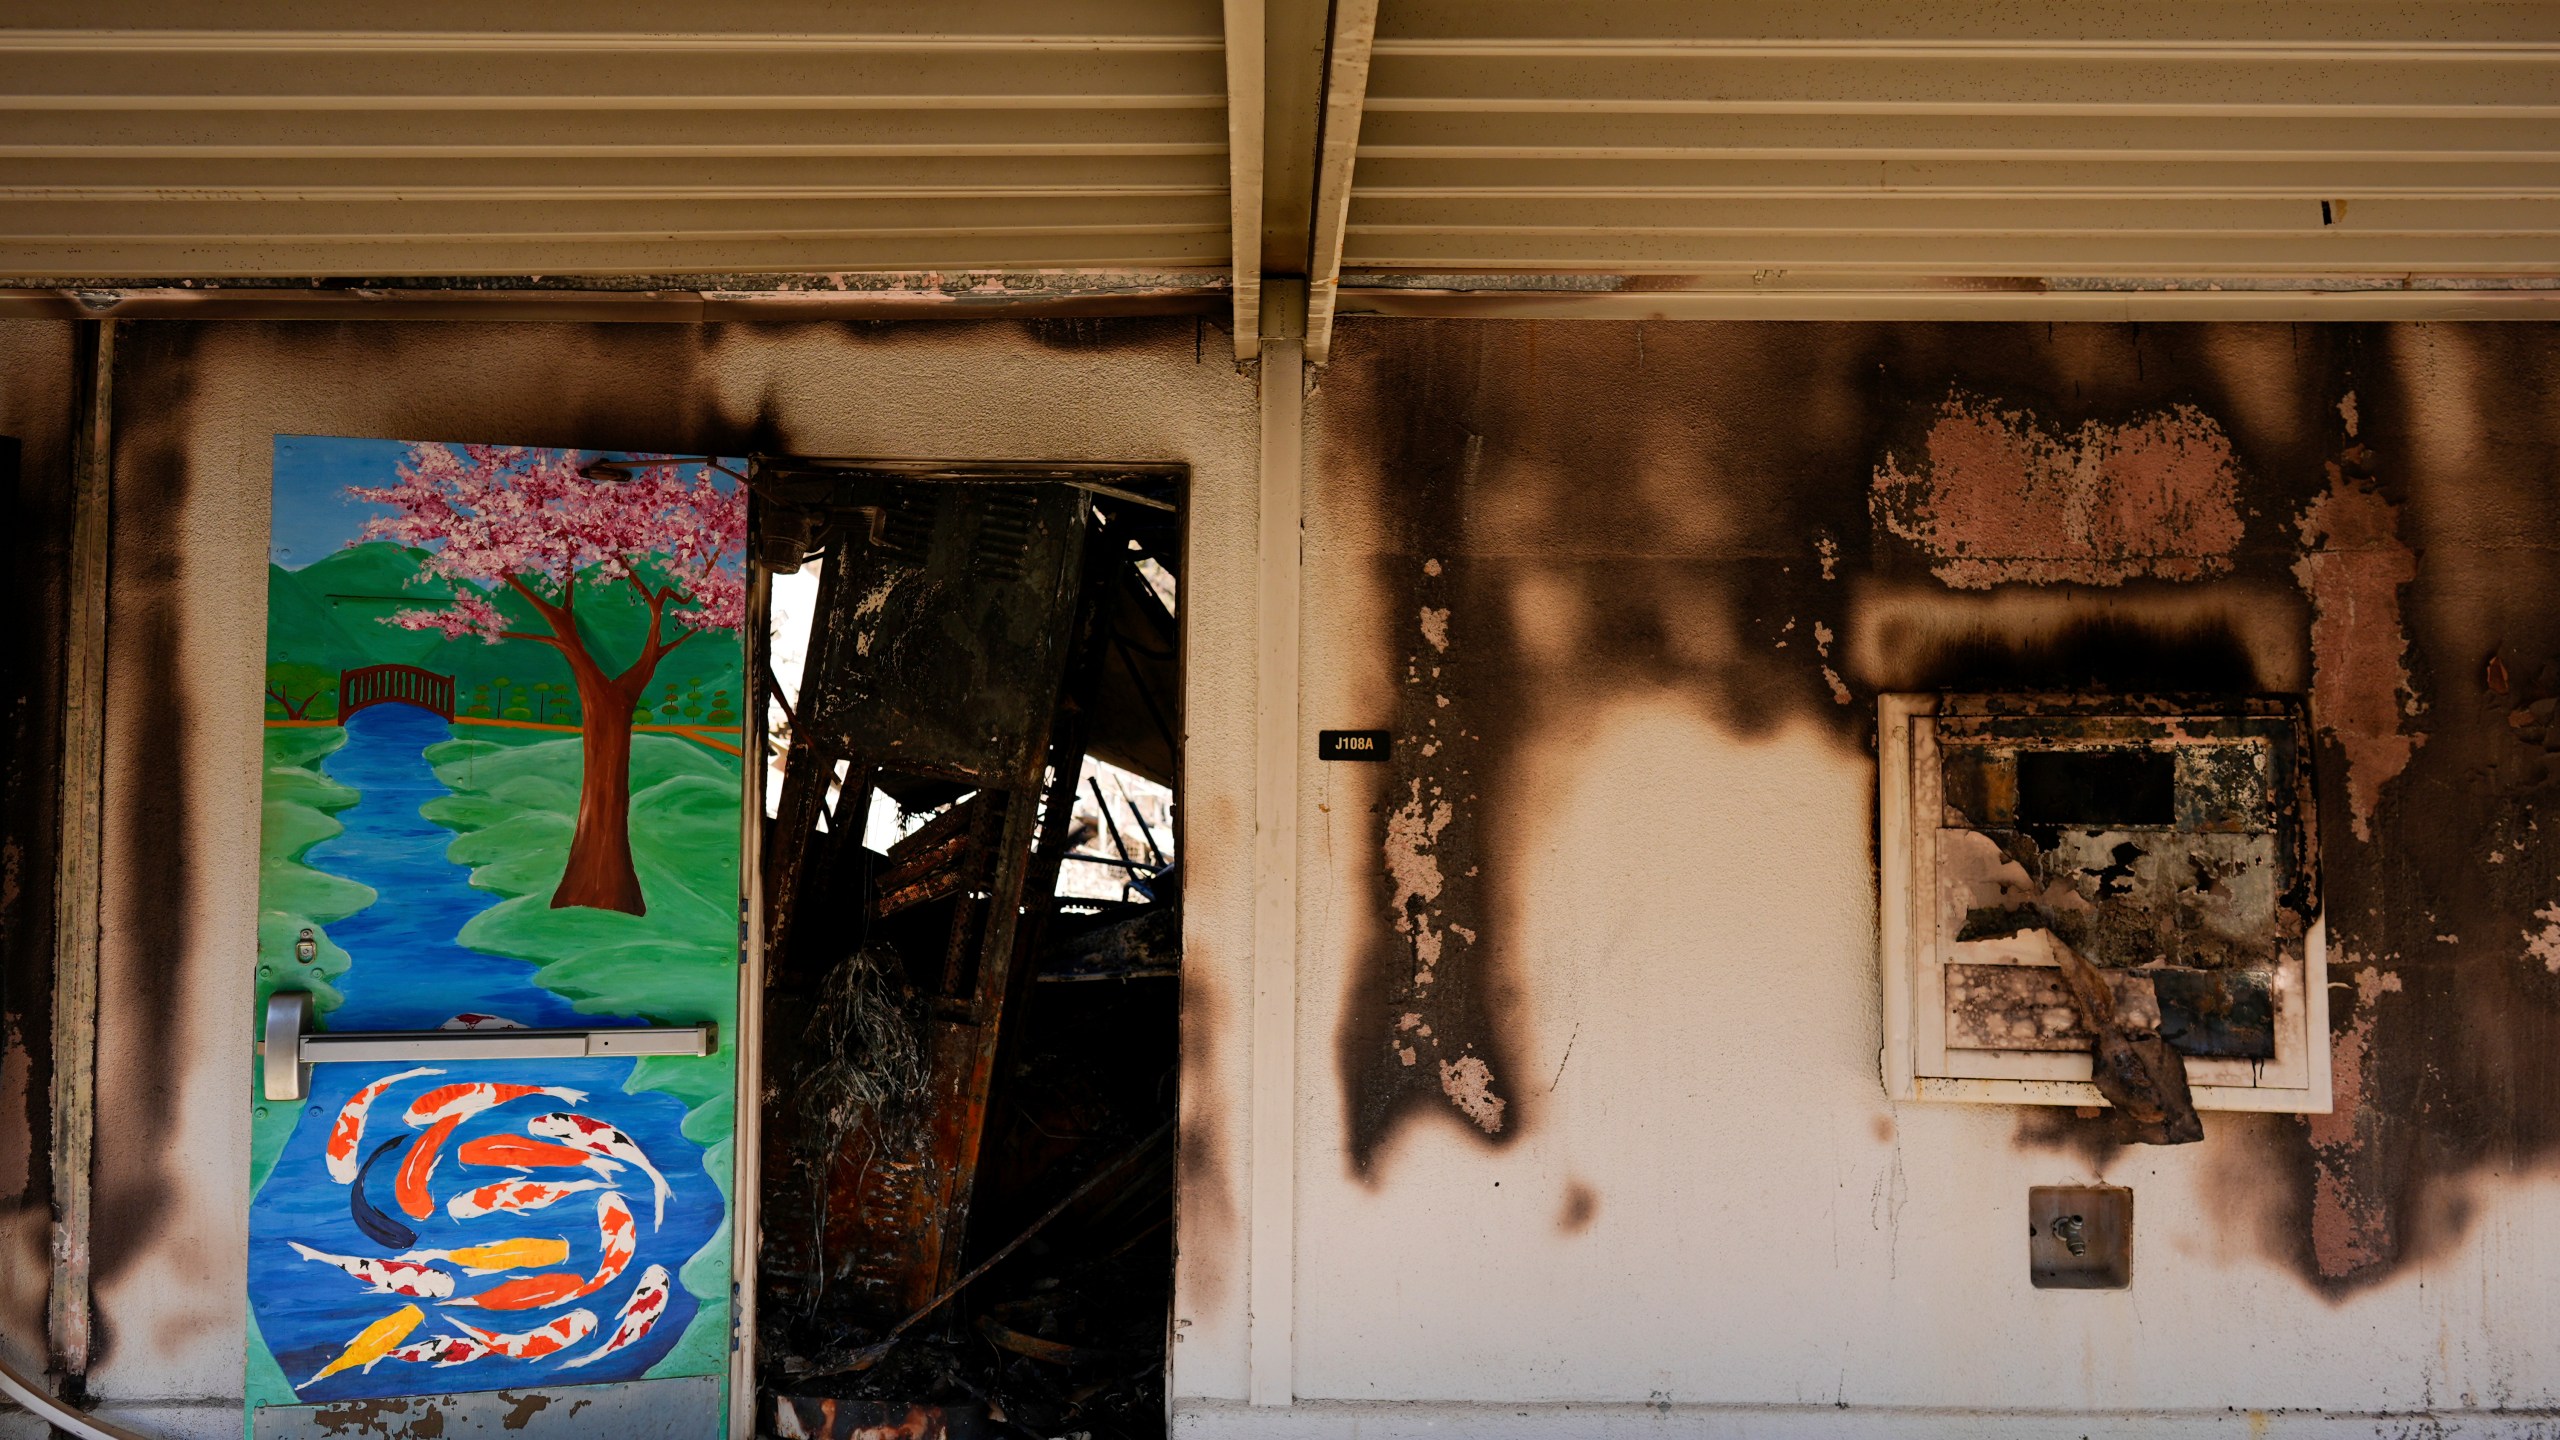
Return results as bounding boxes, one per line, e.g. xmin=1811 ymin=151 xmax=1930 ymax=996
xmin=1352 ymin=155 xmax=2560 ymax=196
xmin=1375 ymin=0 xmax=2560 ymax=47
xmin=1356 ymin=194 xmax=2560 ymax=232
xmin=1343 ymin=230 xmax=2560 ymax=273
xmin=0 ymin=0 xmax=1232 ymax=279
xmin=1340 ymin=0 xmax=2560 ymax=296
xmin=0 ymin=108 xmax=1228 ymax=156
xmin=1360 ymin=54 xmax=2560 ymax=113
xmin=7 ymin=192 xmax=1233 ymax=238
xmin=2 ymin=1 xmax=1220 ymax=41
xmin=1358 ymin=110 xmax=2560 ymax=160
xmin=0 ymin=154 xmax=1232 ymax=194
xmin=0 ymin=53 xmax=1221 ymax=106
xmin=0 ymin=231 xmax=1227 ymax=277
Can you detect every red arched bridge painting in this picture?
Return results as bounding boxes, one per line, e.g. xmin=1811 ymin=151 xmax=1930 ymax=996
xmin=338 ymin=663 xmax=455 ymax=721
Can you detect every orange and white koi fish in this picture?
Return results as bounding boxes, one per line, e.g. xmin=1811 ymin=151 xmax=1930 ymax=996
xmin=446 ymin=1176 xmax=605 ymax=1221
xmin=571 ymin=1194 xmax=636 ymax=1299
xmin=444 ymin=1193 xmax=633 ymax=1310
xmin=558 ymin=1266 xmax=669 ymax=1370
xmin=303 ymin=1305 xmax=423 ymax=1389
xmin=286 ymin=1242 xmax=454 ymax=1300
xmin=528 ymin=1113 xmax=669 ymax=1227
xmin=388 ymin=1331 xmax=493 ymax=1367
xmin=457 ymin=1134 xmax=622 ymax=1178
xmin=396 ymin=1237 xmax=570 ymax=1276
xmin=443 ymin=1270 xmax=588 ymax=1311
xmin=450 ymin=1309 xmax=597 ymax=1360
xmin=403 ymin=1082 xmax=585 ymax=1129
xmin=394 ymin=1114 xmax=464 ymax=1220
xmin=324 ymin=1067 xmax=443 ymax=1185
xmin=440 ymin=1013 xmax=523 ymax=1030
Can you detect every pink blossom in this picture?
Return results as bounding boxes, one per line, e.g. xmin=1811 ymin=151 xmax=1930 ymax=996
xmin=352 ymin=445 xmax=746 ymax=645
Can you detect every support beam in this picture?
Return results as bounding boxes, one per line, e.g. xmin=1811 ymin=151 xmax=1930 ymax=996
xmin=1247 ymin=281 xmax=1304 ymax=1407
xmin=1221 ymin=0 xmax=1266 ymax=359
xmin=1259 ymin=1 xmax=1332 ymax=280
xmin=1240 ymin=0 xmax=1334 ymax=356
xmin=46 ymin=317 xmax=112 ymax=1391
xmin=1304 ymin=0 xmax=1379 ymax=364
xmin=728 ymin=564 xmax=772 ymax=1440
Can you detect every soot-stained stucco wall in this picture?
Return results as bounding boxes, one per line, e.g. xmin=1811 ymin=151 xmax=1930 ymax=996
xmin=0 ymin=320 xmax=76 ymax=1383
xmin=1299 ymin=319 xmax=2560 ymax=1409
xmin=63 ymin=319 xmax=1260 ymax=1425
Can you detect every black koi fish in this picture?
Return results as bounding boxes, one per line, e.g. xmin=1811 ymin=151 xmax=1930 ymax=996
xmin=350 ymin=1135 xmax=415 ymax=1249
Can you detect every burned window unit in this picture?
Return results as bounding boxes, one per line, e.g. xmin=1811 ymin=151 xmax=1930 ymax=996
xmin=754 ymin=461 xmax=1184 ymax=1437
xmin=1879 ymin=695 xmax=2331 ymax=1135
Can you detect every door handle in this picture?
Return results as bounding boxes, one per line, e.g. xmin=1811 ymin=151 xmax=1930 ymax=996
xmin=259 ymin=991 xmax=716 ymax=1102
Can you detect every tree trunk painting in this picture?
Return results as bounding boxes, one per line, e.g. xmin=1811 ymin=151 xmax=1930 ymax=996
xmin=559 ymin=665 xmax=643 ymax=912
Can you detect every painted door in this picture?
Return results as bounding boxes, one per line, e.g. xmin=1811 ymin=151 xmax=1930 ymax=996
xmin=248 ymin=438 xmax=746 ymax=1435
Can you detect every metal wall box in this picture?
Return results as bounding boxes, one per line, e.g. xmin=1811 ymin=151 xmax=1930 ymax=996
xmin=2029 ymin=1185 xmax=2133 ymax=1290
xmin=1879 ymin=694 xmax=2331 ymax=1113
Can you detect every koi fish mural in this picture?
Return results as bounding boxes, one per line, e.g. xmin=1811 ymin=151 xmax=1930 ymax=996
xmin=394 ymin=1115 xmax=465 ymax=1220
xmin=249 ymin=438 xmax=741 ymax=1414
xmin=396 ymin=1237 xmax=571 ymax=1275
xmin=457 ymin=1134 xmax=623 ymax=1178
xmin=403 ymin=1082 xmax=586 ymax=1129
xmin=325 ymin=1067 xmax=443 ymax=1184
xmin=559 ymin=1266 xmax=670 ymax=1370
xmin=450 ymin=1310 xmax=598 ymax=1361
xmin=303 ymin=1306 xmax=425 ymax=1389
xmin=529 ymin=1113 xmax=672 ymax=1227
xmin=285 ymin=1243 xmax=454 ymax=1301
xmin=443 ymin=1270 xmax=589 ymax=1312
xmin=572 ymin=1193 xmax=637 ymax=1300
xmin=386 ymin=1332 xmax=495 ymax=1368
xmin=445 ymin=1176 xmax=607 ymax=1221
xmin=348 ymin=1135 xmax=418 ymax=1250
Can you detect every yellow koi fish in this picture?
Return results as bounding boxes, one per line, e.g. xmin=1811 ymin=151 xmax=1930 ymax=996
xmin=303 ymin=1305 xmax=423 ymax=1389
xmin=397 ymin=1237 xmax=570 ymax=1276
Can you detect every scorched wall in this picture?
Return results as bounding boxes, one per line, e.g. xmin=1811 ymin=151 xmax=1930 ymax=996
xmin=6 ymin=316 xmax=2560 ymax=1437
xmin=1278 ymin=319 xmax=2560 ymax=1429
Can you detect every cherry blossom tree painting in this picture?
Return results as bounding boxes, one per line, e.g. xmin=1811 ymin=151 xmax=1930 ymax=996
xmin=353 ymin=445 xmax=745 ymax=914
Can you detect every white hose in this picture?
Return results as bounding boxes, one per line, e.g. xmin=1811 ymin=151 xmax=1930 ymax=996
xmin=0 ymin=1350 xmax=151 ymax=1440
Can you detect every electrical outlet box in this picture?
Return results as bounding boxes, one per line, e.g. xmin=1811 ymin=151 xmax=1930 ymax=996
xmin=1879 ymin=694 xmax=2331 ymax=1113
xmin=2030 ymin=1185 xmax=2133 ymax=1289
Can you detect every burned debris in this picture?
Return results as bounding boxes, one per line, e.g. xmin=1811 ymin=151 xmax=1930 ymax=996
xmin=1887 ymin=693 xmax=2325 ymax=1136
xmin=752 ymin=460 xmax=1184 ymax=1438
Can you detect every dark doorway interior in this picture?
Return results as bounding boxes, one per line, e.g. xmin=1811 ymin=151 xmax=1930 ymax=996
xmin=751 ymin=462 xmax=1183 ymax=1440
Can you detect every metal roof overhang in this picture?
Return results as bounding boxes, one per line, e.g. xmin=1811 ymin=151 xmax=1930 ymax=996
xmin=1 ymin=1 xmax=2555 ymax=345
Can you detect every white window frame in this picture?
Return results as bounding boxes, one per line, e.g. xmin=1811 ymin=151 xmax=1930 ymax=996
xmin=1879 ymin=693 xmax=2332 ymax=1114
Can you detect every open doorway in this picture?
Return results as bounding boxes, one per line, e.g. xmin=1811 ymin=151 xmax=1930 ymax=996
xmin=750 ymin=462 xmax=1183 ymax=1440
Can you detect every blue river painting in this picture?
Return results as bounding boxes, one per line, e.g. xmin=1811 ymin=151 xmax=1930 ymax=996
xmin=249 ymin=437 xmax=745 ymax=1414
xmin=249 ymin=707 xmax=717 ymax=1397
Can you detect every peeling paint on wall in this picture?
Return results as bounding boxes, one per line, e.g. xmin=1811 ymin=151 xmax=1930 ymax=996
xmin=2306 ymin=962 xmax=2402 ymax=1279
xmin=1317 ymin=318 xmax=2560 ymax=1317
xmin=2292 ymin=461 xmax=2422 ymax=842
xmin=2525 ymin=903 xmax=2560 ymax=973
xmin=1339 ymin=551 xmax=1523 ymax=1167
xmin=1872 ymin=391 xmax=2249 ymax=590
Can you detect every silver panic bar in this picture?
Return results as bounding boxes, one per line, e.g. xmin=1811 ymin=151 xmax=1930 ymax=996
xmin=261 ymin=991 xmax=715 ymax=1102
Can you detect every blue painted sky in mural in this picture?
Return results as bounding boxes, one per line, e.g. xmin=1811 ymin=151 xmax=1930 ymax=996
xmin=270 ymin=435 xmax=745 ymax=568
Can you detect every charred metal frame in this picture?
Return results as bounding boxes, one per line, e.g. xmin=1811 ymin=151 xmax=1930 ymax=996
xmin=749 ymin=457 xmax=1185 ymax=1367
xmin=1880 ymin=691 xmax=2333 ymax=1126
